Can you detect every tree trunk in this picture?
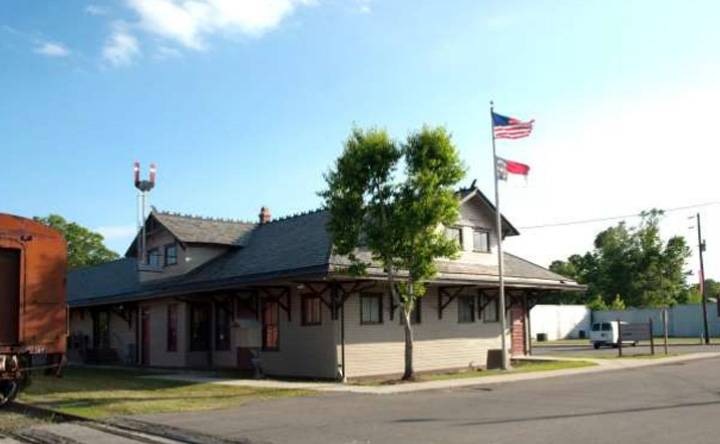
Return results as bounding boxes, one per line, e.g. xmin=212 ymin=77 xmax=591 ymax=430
xmin=402 ymin=308 xmax=414 ymax=380
xmin=402 ymin=278 xmax=415 ymax=381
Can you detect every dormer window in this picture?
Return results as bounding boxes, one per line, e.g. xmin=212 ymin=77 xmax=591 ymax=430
xmin=445 ymin=227 xmax=463 ymax=248
xmin=473 ymin=229 xmax=490 ymax=253
xmin=146 ymin=248 xmax=161 ymax=267
xmin=164 ymin=244 xmax=178 ymax=266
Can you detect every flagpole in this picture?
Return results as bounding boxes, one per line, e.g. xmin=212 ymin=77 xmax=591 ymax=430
xmin=490 ymin=100 xmax=510 ymax=371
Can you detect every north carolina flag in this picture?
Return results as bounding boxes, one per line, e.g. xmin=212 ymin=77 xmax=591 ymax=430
xmin=497 ymin=157 xmax=530 ymax=181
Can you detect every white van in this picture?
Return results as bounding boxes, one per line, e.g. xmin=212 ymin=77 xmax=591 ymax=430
xmin=590 ymin=321 xmax=639 ymax=349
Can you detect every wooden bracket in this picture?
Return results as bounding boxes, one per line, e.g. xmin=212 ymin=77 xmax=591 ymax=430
xmin=255 ymin=286 xmax=292 ymax=322
xmin=477 ymin=289 xmax=497 ymax=319
xmin=438 ymin=286 xmax=467 ymax=319
xmin=299 ymin=282 xmax=334 ymax=311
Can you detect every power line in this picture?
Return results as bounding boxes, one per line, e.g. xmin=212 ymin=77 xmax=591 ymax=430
xmin=518 ymin=201 xmax=720 ymax=230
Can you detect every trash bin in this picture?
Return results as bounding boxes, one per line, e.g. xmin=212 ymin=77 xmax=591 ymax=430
xmin=536 ymin=333 xmax=548 ymax=342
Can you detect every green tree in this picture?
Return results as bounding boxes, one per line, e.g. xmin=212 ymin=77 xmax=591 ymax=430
xmin=34 ymin=214 xmax=120 ymax=270
xmin=586 ymin=294 xmax=608 ymax=311
xmin=549 ymin=210 xmax=691 ymax=308
xmin=609 ymin=294 xmax=626 ymax=310
xmin=682 ymin=278 xmax=720 ymax=304
xmin=321 ymin=126 xmax=465 ymax=380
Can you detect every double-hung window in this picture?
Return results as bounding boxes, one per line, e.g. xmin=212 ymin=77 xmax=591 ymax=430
xmin=473 ymin=230 xmax=491 ymax=253
xmin=164 ymin=244 xmax=178 ymax=266
xmin=360 ymin=293 xmax=383 ymax=325
xmin=301 ymin=295 xmax=322 ymax=326
xmin=482 ymin=295 xmax=499 ymax=322
xmin=167 ymin=304 xmax=178 ymax=352
xmin=458 ymin=295 xmax=475 ymax=323
xmin=147 ymin=248 xmax=161 ymax=267
xmin=445 ymin=226 xmax=463 ymax=248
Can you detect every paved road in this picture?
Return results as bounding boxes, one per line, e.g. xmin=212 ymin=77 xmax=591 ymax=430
xmin=533 ymin=343 xmax=720 ymax=358
xmin=140 ymin=356 xmax=720 ymax=444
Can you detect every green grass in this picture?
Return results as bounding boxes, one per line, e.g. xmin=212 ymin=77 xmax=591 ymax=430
xmin=352 ymin=360 xmax=596 ymax=386
xmin=18 ymin=367 xmax=312 ymax=419
xmin=0 ymin=411 xmax=53 ymax=433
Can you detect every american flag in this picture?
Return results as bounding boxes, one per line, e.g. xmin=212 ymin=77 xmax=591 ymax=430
xmin=492 ymin=112 xmax=534 ymax=139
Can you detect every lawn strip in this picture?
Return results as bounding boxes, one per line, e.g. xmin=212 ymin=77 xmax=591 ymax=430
xmin=18 ymin=366 xmax=313 ymax=418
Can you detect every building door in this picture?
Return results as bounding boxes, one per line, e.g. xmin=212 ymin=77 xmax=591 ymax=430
xmin=510 ymin=305 xmax=526 ymax=356
xmin=0 ymin=248 xmax=20 ymax=345
xmin=141 ymin=307 xmax=151 ymax=366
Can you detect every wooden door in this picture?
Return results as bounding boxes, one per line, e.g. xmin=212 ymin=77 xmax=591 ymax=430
xmin=141 ymin=307 xmax=151 ymax=366
xmin=0 ymin=248 xmax=20 ymax=345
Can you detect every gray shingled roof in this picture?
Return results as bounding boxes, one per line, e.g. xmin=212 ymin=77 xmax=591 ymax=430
xmin=67 ymin=258 xmax=141 ymax=304
xmin=68 ymin=192 xmax=581 ymax=306
xmin=153 ymin=211 xmax=256 ymax=247
xmin=183 ymin=209 xmax=331 ymax=284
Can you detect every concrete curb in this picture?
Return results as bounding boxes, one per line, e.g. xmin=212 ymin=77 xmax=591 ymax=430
xmin=143 ymin=352 xmax=720 ymax=396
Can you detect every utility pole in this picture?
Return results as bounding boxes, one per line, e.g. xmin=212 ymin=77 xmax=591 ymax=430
xmin=694 ymin=213 xmax=710 ymax=345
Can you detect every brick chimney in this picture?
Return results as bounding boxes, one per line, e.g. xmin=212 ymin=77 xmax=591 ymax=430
xmin=259 ymin=206 xmax=271 ymax=224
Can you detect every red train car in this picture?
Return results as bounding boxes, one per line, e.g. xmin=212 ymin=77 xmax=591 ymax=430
xmin=0 ymin=214 xmax=67 ymax=407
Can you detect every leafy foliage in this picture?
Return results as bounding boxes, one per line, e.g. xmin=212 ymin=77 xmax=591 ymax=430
xmin=550 ymin=210 xmax=692 ymax=308
xmin=683 ymin=278 xmax=720 ymax=304
xmin=586 ymin=294 xmax=608 ymax=311
xmin=320 ymin=126 xmax=465 ymax=379
xmin=34 ymin=214 xmax=120 ymax=270
xmin=609 ymin=294 xmax=626 ymax=310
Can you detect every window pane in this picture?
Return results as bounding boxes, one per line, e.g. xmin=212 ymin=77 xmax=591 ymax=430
xmin=262 ymin=300 xmax=280 ymax=351
xmin=483 ymin=296 xmax=499 ymax=322
xmin=458 ymin=296 xmax=475 ymax=323
xmin=411 ymin=299 xmax=421 ymax=324
xmin=445 ymin=227 xmax=462 ymax=246
xmin=361 ymin=294 xmax=382 ymax=324
xmin=165 ymin=244 xmax=178 ymax=266
xmin=167 ymin=304 xmax=178 ymax=352
xmin=302 ymin=296 xmax=322 ymax=326
xmin=147 ymin=249 xmax=161 ymax=267
xmin=473 ymin=231 xmax=490 ymax=252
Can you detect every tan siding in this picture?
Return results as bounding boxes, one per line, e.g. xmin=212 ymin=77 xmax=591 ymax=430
xmin=257 ymin=287 xmax=337 ymax=379
xmin=146 ymin=299 xmax=188 ymax=368
xmin=140 ymin=226 xmax=229 ymax=282
xmin=340 ymin=286 xmax=506 ymax=378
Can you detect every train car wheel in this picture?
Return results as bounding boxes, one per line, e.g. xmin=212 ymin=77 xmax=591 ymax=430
xmin=0 ymin=380 xmax=19 ymax=408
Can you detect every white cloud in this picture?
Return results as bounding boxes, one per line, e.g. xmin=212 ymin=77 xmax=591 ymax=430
xmin=124 ymin=0 xmax=312 ymax=51
xmin=85 ymin=4 xmax=108 ymax=15
xmin=156 ymin=45 xmax=182 ymax=59
xmin=96 ymin=225 xmax=137 ymax=241
xmin=355 ymin=0 xmax=371 ymax=14
xmin=34 ymin=41 xmax=70 ymax=57
xmin=102 ymin=25 xmax=140 ymax=67
xmin=502 ymin=80 xmax=720 ymax=281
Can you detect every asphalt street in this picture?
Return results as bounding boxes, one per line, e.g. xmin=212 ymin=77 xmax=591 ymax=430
xmin=140 ymin=356 xmax=720 ymax=444
xmin=533 ymin=343 xmax=719 ymax=358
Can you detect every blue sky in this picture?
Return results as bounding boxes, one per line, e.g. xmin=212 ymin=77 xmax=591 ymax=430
xmin=2 ymin=0 xmax=720 ymax=280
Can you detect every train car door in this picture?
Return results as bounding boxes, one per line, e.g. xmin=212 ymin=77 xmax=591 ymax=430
xmin=0 ymin=248 xmax=20 ymax=345
xmin=141 ymin=307 xmax=151 ymax=366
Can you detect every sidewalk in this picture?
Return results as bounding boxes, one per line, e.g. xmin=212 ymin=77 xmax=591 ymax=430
xmin=143 ymin=352 xmax=720 ymax=395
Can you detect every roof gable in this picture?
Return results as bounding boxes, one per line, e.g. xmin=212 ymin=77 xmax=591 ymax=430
xmin=458 ymin=187 xmax=519 ymax=237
